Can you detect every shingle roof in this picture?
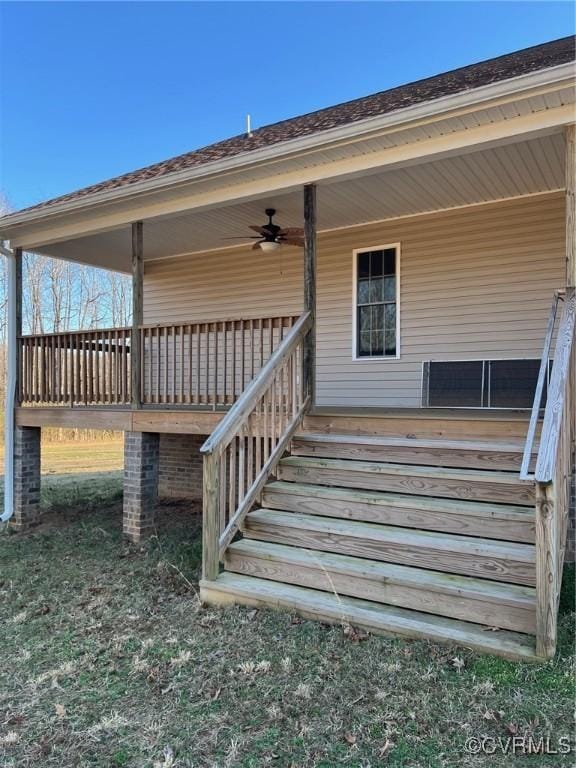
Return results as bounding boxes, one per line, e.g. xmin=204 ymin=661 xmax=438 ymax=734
xmin=18 ymin=35 xmax=576 ymax=215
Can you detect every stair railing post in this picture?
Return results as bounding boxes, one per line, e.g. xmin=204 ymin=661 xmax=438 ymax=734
xmin=202 ymin=450 xmax=221 ymax=581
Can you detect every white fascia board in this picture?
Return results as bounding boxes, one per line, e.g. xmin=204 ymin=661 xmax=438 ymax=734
xmin=1 ymin=62 xmax=574 ymax=233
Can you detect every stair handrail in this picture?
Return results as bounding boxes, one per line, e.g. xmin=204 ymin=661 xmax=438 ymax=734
xmin=532 ymin=287 xmax=576 ymax=658
xmin=520 ymin=290 xmax=563 ymax=480
xmin=200 ymin=310 xmax=313 ymax=581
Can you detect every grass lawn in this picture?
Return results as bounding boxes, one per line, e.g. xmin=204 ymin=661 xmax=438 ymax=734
xmin=0 ymin=482 xmax=574 ymax=767
xmin=0 ymin=440 xmax=124 ymax=514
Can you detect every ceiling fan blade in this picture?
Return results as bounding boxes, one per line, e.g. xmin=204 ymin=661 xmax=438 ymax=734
xmin=277 ymin=227 xmax=304 ymax=238
xmin=221 ymin=235 xmax=262 ymax=240
xmin=280 ymin=237 xmax=305 ymax=247
xmin=252 ymin=240 xmax=264 ymax=250
xmin=249 ymin=225 xmax=274 ymax=236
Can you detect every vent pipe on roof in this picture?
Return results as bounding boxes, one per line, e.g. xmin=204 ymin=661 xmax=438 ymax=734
xmin=246 ymin=114 xmax=253 ymax=137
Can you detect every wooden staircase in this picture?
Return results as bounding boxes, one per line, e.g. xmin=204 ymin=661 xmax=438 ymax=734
xmin=201 ymin=430 xmax=542 ymax=660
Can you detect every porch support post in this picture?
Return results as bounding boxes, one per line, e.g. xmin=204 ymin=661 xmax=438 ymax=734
xmin=131 ymin=222 xmax=143 ymax=408
xmin=566 ymin=125 xmax=575 ymax=288
xmin=15 ymin=247 xmax=22 ymax=406
xmin=303 ymin=183 xmax=317 ymax=405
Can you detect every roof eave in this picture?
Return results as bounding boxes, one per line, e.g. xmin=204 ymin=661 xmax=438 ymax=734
xmin=1 ymin=60 xmax=574 ymax=234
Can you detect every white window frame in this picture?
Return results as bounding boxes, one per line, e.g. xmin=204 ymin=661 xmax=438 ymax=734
xmin=352 ymin=243 xmax=401 ymax=361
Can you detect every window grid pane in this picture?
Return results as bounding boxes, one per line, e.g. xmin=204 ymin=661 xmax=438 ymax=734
xmin=356 ymin=248 xmax=397 ymax=357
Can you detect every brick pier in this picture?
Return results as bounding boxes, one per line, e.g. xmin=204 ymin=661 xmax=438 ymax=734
xmin=12 ymin=425 xmax=41 ymax=529
xmin=123 ymin=431 xmax=159 ymax=542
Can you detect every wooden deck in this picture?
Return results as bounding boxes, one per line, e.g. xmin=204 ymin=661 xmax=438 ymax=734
xmin=16 ymin=404 xmax=533 ymax=436
xmin=15 ymin=406 xmax=226 ymax=434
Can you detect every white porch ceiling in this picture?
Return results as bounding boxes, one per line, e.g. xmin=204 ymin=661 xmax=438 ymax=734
xmin=35 ymin=131 xmax=565 ymax=273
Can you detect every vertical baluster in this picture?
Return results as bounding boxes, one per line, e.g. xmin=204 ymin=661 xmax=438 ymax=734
xmin=202 ymin=323 xmax=207 ymax=405
xmin=259 ymin=317 xmax=264 ymax=372
xmin=255 ymin=406 xmax=262 ymax=480
xmin=291 ymin=348 xmax=297 ymax=418
xmin=49 ymin=334 xmax=53 ymax=402
xmin=112 ymin=329 xmax=117 ymax=404
xmin=26 ymin=338 xmax=30 ymax=403
xmin=231 ymin=320 xmax=237 ymax=403
xmin=135 ymin=327 xmax=141 ymax=405
xmin=75 ymin=333 xmax=80 ymax=405
xmin=212 ymin=322 xmax=218 ymax=407
xmin=246 ymin=430 xmax=254 ymax=495
xmin=86 ymin=333 xmax=92 ymax=404
xmin=196 ymin=324 xmax=201 ymax=405
xmin=228 ymin=437 xmax=236 ymax=522
xmin=38 ymin=336 xmax=45 ymax=403
xmin=238 ymin=430 xmax=246 ymax=505
xmin=164 ymin=326 xmax=169 ymax=404
xmin=279 ymin=359 xmax=285 ymax=434
xmin=94 ymin=332 xmax=100 ymax=404
xmin=269 ymin=317 xmax=274 ymax=358
xmin=83 ymin=333 xmax=88 ymax=405
xmin=37 ymin=338 xmax=42 ymax=403
xmin=219 ymin=449 xmax=227 ymax=534
xmin=154 ymin=327 xmax=160 ymax=404
xmin=114 ymin=330 xmax=122 ymax=404
xmin=115 ymin=329 xmax=120 ymax=404
xmin=172 ymin=324 xmax=177 ymax=404
xmin=180 ymin=325 xmax=185 ymax=404
xmin=23 ymin=338 xmax=27 ymax=403
xmin=223 ymin=321 xmax=228 ymax=405
xmin=125 ymin=329 xmax=131 ymax=404
xmin=240 ymin=319 xmax=246 ymax=394
xmin=102 ymin=330 xmax=107 ymax=405
xmin=42 ymin=336 xmax=47 ymax=403
xmin=43 ymin=336 xmax=48 ymax=403
xmin=250 ymin=318 xmax=255 ymax=380
xmin=271 ymin=375 xmax=277 ymax=452
xmin=263 ymin=388 xmax=269 ymax=463
xmin=106 ymin=331 xmax=112 ymax=404
xmin=187 ymin=324 xmax=193 ymax=404
xmin=30 ymin=339 xmax=35 ymax=403
xmin=71 ymin=333 xmax=77 ymax=405
xmin=20 ymin=338 xmax=25 ymax=403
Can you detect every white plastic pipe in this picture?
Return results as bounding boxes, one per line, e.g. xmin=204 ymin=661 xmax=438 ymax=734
xmin=1 ymin=243 xmax=16 ymax=522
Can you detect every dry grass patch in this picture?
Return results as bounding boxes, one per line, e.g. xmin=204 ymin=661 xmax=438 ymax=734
xmin=0 ymin=495 xmax=574 ymax=767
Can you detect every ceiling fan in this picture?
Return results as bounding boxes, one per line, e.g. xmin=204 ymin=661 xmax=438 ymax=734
xmin=223 ymin=208 xmax=304 ymax=252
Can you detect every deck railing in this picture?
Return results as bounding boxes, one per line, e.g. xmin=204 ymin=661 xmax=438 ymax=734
xmin=527 ymin=288 xmax=576 ymax=658
xmin=140 ymin=315 xmax=298 ymax=406
xmin=19 ymin=327 xmax=132 ymax=406
xmin=18 ymin=314 xmax=299 ymax=408
xmin=200 ymin=311 xmax=312 ymax=581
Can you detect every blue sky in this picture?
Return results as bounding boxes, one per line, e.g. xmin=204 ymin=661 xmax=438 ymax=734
xmin=1 ymin=1 xmax=574 ymax=211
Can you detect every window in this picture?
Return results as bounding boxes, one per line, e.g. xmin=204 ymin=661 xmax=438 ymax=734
xmin=354 ymin=246 xmax=398 ymax=358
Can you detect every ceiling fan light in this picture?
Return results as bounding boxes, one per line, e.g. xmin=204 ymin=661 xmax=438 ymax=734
xmin=259 ymin=240 xmax=281 ymax=253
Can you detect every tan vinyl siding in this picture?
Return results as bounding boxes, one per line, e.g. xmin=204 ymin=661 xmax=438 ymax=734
xmin=144 ymin=193 xmax=565 ymax=407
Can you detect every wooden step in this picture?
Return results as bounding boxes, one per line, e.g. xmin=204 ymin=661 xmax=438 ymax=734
xmin=225 ymin=540 xmax=537 ymax=633
xmin=303 ymin=410 xmax=531 ymax=441
xmin=277 ymin=456 xmax=535 ymax=506
xmin=292 ymin=433 xmax=533 ymax=471
xmin=262 ymin=482 xmax=535 ymax=543
xmin=200 ymin=573 xmax=538 ymax=661
xmin=243 ymin=510 xmax=536 ymax=585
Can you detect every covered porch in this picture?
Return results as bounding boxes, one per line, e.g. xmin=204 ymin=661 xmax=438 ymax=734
xmin=12 ymin=123 xmax=575 ymax=421
xmin=4 ymin=83 xmax=575 ymax=659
